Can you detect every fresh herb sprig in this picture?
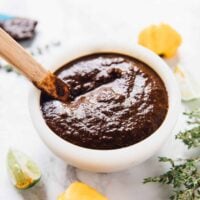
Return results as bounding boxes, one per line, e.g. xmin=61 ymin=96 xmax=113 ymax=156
xmin=144 ymin=110 xmax=200 ymax=200
xmin=144 ymin=157 xmax=200 ymax=200
xmin=176 ymin=110 xmax=200 ymax=148
xmin=1 ymin=64 xmax=14 ymax=72
xmin=29 ymin=41 xmax=61 ymax=56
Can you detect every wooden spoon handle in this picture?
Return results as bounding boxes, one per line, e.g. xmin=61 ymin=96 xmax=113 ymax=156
xmin=0 ymin=27 xmax=47 ymax=82
xmin=0 ymin=28 xmax=70 ymax=102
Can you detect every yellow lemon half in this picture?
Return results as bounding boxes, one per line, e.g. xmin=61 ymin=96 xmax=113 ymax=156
xmin=57 ymin=182 xmax=108 ymax=200
xmin=138 ymin=23 xmax=182 ymax=58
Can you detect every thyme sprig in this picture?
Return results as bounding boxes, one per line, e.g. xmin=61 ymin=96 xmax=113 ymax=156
xmin=176 ymin=110 xmax=200 ymax=148
xmin=29 ymin=41 xmax=61 ymax=56
xmin=144 ymin=110 xmax=200 ymax=199
xmin=144 ymin=157 xmax=200 ymax=200
xmin=1 ymin=64 xmax=14 ymax=72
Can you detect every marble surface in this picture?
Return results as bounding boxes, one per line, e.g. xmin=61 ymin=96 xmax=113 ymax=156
xmin=0 ymin=0 xmax=200 ymax=199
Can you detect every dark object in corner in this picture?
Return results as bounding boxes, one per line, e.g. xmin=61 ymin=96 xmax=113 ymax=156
xmin=0 ymin=17 xmax=37 ymax=41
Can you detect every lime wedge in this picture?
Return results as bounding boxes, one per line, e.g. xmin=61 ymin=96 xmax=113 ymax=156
xmin=7 ymin=149 xmax=41 ymax=189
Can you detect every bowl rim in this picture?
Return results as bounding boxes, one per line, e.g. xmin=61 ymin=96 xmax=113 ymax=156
xmin=29 ymin=42 xmax=181 ymax=166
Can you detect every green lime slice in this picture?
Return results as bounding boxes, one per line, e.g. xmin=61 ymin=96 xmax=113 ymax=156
xmin=7 ymin=149 xmax=41 ymax=189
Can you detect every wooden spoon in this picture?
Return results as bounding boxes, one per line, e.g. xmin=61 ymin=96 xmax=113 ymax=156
xmin=0 ymin=28 xmax=70 ymax=102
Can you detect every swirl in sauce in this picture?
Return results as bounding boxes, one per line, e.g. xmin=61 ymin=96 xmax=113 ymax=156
xmin=40 ymin=53 xmax=168 ymax=150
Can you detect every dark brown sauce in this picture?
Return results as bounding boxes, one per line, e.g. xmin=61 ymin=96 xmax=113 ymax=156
xmin=40 ymin=53 xmax=168 ymax=150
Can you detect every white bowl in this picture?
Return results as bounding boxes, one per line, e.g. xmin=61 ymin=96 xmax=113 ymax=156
xmin=29 ymin=41 xmax=181 ymax=173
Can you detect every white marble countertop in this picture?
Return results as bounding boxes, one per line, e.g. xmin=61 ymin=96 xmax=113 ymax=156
xmin=0 ymin=0 xmax=200 ymax=199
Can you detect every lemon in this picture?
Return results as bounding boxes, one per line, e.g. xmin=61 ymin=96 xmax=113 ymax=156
xmin=57 ymin=182 xmax=108 ymax=200
xmin=7 ymin=149 xmax=41 ymax=189
xmin=138 ymin=23 xmax=182 ymax=58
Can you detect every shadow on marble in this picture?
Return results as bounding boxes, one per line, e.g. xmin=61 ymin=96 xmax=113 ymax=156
xmin=66 ymin=165 xmax=79 ymax=182
xmin=184 ymin=98 xmax=200 ymax=111
xmin=66 ymin=157 xmax=171 ymax=200
xmin=20 ymin=32 xmax=39 ymax=48
xmin=18 ymin=181 xmax=47 ymax=200
xmin=164 ymin=54 xmax=180 ymax=69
